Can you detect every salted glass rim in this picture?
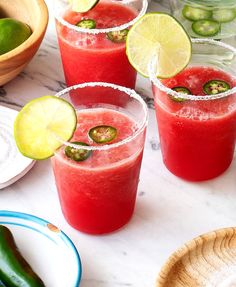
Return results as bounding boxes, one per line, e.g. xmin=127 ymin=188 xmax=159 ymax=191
xmin=55 ymin=82 xmax=148 ymax=151
xmin=53 ymin=0 xmax=148 ymax=34
xmin=149 ymin=38 xmax=236 ymax=101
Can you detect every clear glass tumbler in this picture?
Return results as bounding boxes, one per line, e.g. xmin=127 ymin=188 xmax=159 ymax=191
xmin=150 ymin=38 xmax=236 ymax=181
xmin=169 ymin=0 xmax=236 ymax=40
xmin=51 ymin=82 xmax=148 ymax=234
xmin=54 ymin=0 xmax=148 ymax=89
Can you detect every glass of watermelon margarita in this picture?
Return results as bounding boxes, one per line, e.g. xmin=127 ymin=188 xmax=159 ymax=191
xmin=51 ymin=82 xmax=148 ymax=234
xmin=54 ymin=0 xmax=148 ymax=89
xmin=150 ymin=38 xmax=236 ymax=181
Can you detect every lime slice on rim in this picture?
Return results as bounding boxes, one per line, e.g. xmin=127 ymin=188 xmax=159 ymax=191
xmin=14 ymin=96 xmax=77 ymax=160
xmin=70 ymin=0 xmax=99 ymax=13
xmin=126 ymin=13 xmax=192 ymax=78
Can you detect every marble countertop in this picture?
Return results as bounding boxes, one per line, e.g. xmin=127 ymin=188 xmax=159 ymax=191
xmin=1 ymin=1 xmax=236 ymax=286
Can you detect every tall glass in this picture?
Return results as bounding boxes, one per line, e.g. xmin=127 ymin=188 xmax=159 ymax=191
xmin=54 ymin=0 xmax=148 ymax=89
xmin=150 ymin=39 xmax=236 ymax=181
xmin=51 ymin=82 xmax=148 ymax=234
xmin=169 ymin=0 xmax=236 ymax=40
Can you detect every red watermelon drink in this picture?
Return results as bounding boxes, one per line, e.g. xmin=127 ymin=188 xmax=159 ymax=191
xmin=51 ymin=83 xmax=148 ymax=234
xmin=151 ymin=39 xmax=236 ymax=181
xmin=54 ymin=0 xmax=147 ymax=89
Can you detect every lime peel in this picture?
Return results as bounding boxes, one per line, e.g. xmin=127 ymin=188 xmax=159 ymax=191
xmin=126 ymin=12 xmax=192 ymax=78
xmin=14 ymin=96 xmax=77 ymax=160
xmin=70 ymin=0 xmax=99 ymax=13
xmin=0 ymin=18 xmax=32 ymax=55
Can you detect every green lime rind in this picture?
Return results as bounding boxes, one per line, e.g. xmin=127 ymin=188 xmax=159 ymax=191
xmin=14 ymin=96 xmax=77 ymax=160
xmin=0 ymin=18 xmax=32 ymax=56
xmin=126 ymin=12 xmax=192 ymax=79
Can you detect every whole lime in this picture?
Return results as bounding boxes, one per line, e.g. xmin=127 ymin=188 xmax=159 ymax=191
xmin=0 ymin=18 xmax=32 ymax=55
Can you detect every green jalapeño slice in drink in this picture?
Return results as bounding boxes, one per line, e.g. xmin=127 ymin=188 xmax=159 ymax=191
xmin=76 ymin=19 xmax=96 ymax=29
xmin=89 ymin=125 xmax=117 ymax=143
xmin=65 ymin=142 xmax=92 ymax=161
xmin=170 ymin=86 xmax=191 ymax=102
xmin=203 ymin=80 xmax=231 ymax=95
xmin=107 ymin=29 xmax=129 ymax=43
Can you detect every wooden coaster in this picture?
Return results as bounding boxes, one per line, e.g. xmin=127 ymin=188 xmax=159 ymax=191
xmin=157 ymin=228 xmax=236 ymax=287
xmin=0 ymin=106 xmax=35 ymax=188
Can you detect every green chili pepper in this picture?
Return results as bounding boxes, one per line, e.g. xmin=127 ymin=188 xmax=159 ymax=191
xmin=76 ymin=19 xmax=96 ymax=29
xmin=89 ymin=125 xmax=117 ymax=143
xmin=106 ymin=29 xmax=129 ymax=43
xmin=203 ymin=80 xmax=230 ymax=95
xmin=65 ymin=141 xmax=92 ymax=161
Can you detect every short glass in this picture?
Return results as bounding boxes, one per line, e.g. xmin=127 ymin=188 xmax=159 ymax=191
xmin=54 ymin=0 xmax=148 ymax=89
xmin=169 ymin=0 xmax=236 ymax=40
xmin=51 ymin=82 xmax=148 ymax=234
xmin=150 ymin=38 xmax=236 ymax=181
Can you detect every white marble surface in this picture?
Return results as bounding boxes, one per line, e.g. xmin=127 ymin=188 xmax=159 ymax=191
xmin=1 ymin=1 xmax=236 ymax=286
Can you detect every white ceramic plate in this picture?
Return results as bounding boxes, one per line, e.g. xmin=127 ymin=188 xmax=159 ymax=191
xmin=0 ymin=210 xmax=82 ymax=287
xmin=0 ymin=106 xmax=35 ymax=189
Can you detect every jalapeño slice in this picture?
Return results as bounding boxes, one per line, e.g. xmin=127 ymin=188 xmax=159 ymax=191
xmin=172 ymin=86 xmax=191 ymax=94
xmin=182 ymin=5 xmax=212 ymax=21
xmin=192 ymin=19 xmax=220 ymax=37
xmin=89 ymin=125 xmax=117 ymax=143
xmin=106 ymin=29 xmax=129 ymax=43
xmin=212 ymin=9 xmax=236 ymax=23
xmin=203 ymin=80 xmax=231 ymax=95
xmin=171 ymin=86 xmax=191 ymax=102
xmin=76 ymin=19 xmax=96 ymax=29
xmin=65 ymin=141 xmax=92 ymax=162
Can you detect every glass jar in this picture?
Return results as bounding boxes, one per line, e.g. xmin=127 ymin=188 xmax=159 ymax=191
xmin=169 ymin=0 xmax=236 ymax=40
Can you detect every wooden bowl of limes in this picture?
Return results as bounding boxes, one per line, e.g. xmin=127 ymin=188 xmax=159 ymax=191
xmin=0 ymin=0 xmax=48 ymax=86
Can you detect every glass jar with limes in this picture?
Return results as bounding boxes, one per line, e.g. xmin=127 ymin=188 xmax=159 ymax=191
xmin=169 ymin=0 xmax=236 ymax=40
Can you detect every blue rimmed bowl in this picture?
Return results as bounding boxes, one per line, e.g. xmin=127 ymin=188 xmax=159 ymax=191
xmin=0 ymin=210 xmax=82 ymax=287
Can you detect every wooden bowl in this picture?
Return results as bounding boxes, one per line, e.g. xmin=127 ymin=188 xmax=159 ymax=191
xmin=156 ymin=227 xmax=236 ymax=287
xmin=0 ymin=0 xmax=48 ymax=86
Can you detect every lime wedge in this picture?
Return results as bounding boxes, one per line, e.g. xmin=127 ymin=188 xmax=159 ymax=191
xmin=14 ymin=96 xmax=77 ymax=160
xmin=126 ymin=13 xmax=192 ymax=78
xmin=71 ymin=0 xmax=99 ymax=13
